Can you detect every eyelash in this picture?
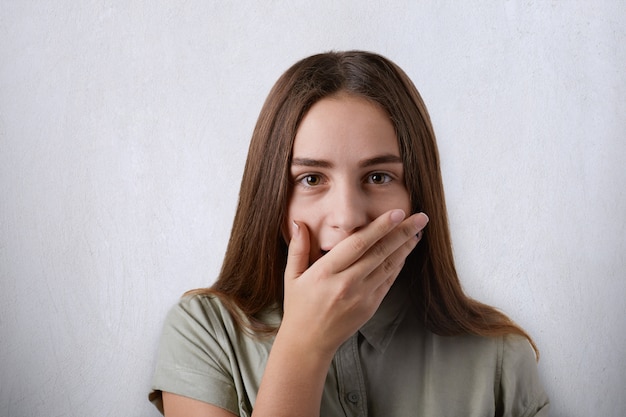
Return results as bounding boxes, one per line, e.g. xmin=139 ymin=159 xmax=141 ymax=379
xmin=294 ymin=172 xmax=393 ymax=189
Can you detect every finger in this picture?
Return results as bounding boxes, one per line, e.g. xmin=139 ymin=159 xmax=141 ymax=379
xmin=327 ymin=211 xmax=428 ymax=275
xmin=323 ymin=209 xmax=407 ymax=272
xmin=365 ymin=212 xmax=427 ymax=265
xmin=368 ymin=230 xmax=421 ymax=285
xmin=284 ymin=221 xmax=311 ymax=280
xmin=346 ymin=212 xmax=427 ymax=280
xmin=365 ymin=230 xmax=424 ymax=306
xmin=372 ymin=259 xmax=405 ymax=302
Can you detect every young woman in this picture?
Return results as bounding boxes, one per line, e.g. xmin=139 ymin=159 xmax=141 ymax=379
xmin=149 ymin=51 xmax=549 ymax=416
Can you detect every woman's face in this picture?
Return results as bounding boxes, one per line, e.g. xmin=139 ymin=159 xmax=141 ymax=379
xmin=285 ymin=93 xmax=412 ymax=265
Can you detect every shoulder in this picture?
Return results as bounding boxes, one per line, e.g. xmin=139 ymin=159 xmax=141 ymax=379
xmin=428 ymin=331 xmax=536 ymax=368
xmin=164 ymin=294 xmax=281 ymax=339
xmin=429 ymin=329 xmax=543 ymax=382
xmin=157 ymin=294 xmax=237 ymax=348
xmin=159 ymin=293 xmax=280 ymax=364
xmin=166 ymin=293 xmax=237 ymax=332
xmin=430 ymin=332 xmax=549 ymax=415
xmin=499 ymin=333 xmax=537 ymax=371
xmin=414 ymin=330 xmax=549 ymax=415
xmin=498 ymin=334 xmax=550 ymax=416
xmin=151 ymin=294 xmax=264 ymax=415
xmin=156 ymin=294 xmax=241 ymax=373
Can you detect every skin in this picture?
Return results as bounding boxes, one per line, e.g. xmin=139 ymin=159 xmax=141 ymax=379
xmin=162 ymin=93 xmax=429 ymax=416
xmin=284 ymin=93 xmax=413 ymax=262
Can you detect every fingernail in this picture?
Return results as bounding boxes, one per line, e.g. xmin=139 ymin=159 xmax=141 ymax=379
xmin=292 ymin=220 xmax=300 ymax=237
xmin=390 ymin=209 xmax=405 ymax=224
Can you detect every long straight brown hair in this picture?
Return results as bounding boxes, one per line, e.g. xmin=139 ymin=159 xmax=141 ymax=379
xmin=190 ymin=51 xmax=537 ymax=356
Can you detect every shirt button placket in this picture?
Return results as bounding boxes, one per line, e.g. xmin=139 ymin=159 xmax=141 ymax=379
xmin=335 ymin=335 xmax=368 ymax=417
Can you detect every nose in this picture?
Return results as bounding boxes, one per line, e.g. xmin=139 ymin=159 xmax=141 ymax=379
xmin=327 ymin=183 xmax=368 ymax=235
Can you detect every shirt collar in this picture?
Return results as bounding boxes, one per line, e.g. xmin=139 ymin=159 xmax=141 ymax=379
xmin=358 ymin=272 xmax=411 ymax=353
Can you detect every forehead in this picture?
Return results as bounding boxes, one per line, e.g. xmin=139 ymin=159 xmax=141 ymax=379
xmin=292 ymin=94 xmax=399 ymax=158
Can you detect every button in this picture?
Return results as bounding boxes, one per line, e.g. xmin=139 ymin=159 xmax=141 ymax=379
xmin=346 ymin=391 xmax=360 ymax=404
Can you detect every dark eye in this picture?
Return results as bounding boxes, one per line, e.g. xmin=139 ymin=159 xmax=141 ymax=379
xmin=368 ymin=173 xmax=391 ymax=184
xmin=302 ymin=175 xmax=322 ymax=187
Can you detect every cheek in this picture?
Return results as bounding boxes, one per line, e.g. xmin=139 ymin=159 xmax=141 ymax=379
xmin=285 ymin=205 xmax=323 ymax=252
xmin=284 ymin=199 xmax=319 ymax=243
xmin=401 ymin=194 xmax=412 ymax=214
xmin=375 ymin=188 xmax=412 ymax=215
xmin=394 ymin=187 xmax=412 ymax=214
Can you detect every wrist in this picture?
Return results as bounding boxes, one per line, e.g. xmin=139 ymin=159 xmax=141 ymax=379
xmin=273 ymin=322 xmax=337 ymax=366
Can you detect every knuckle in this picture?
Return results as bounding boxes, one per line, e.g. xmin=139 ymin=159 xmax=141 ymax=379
xmin=333 ymin=280 xmax=354 ymax=302
xmin=335 ymin=284 xmax=350 ymax=300
xmin=350 ymin=235 xmax=369 ymax=253
xmin=381 ymin=256 xmax=397 ymax=274
xmin=384 ymin=274 xmax=396 ymax=289
xmin=370 ymin=241 xmax=388 ymax=258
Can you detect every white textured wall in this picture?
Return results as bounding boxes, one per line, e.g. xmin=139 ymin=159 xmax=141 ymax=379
xmin=1 ymin=1 xmax=624 ymax=416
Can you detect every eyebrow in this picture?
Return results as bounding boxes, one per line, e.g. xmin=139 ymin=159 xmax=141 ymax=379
xmin=291 ymin=154 xmax=403 ymax=168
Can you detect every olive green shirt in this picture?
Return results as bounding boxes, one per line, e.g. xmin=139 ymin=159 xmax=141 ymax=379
xmin=150 ymin=279 xmax=549 ymax=416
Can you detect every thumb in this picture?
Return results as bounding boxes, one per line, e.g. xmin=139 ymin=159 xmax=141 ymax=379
xmin=284 ymin=221 xmax=310 ymax=280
